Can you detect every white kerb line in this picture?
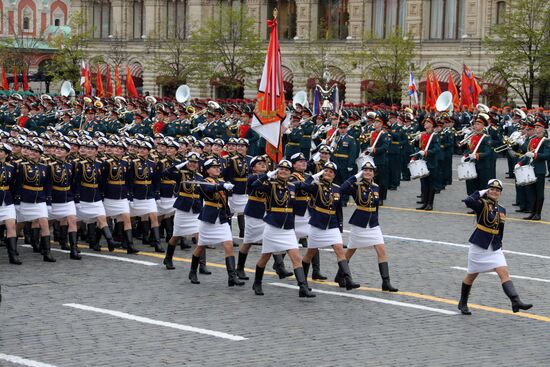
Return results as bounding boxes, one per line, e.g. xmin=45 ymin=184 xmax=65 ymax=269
xmin=0 ymin=353 xmax=58 ymax=367
xmin=21 ymin=245 xmax=159 ymax=266
xmin=63 ymin=303 xmax=248 ymax=341
xmin=451 ymin=267 xmax=550 ymax=283
xmin=268 ymin=283 xmax=458 ymax=315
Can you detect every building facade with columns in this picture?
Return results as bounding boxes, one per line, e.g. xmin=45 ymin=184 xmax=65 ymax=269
xmin=3 ymin=0 xmax=517 ymax=105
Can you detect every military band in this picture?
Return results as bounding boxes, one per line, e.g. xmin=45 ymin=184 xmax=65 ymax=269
xmin=0 ymin=92 xmax=547 ymax=311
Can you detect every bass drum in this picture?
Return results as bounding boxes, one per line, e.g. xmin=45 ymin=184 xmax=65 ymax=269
xmin=355 ymin=153 xmax=375 ymax=171
xmin=457 ymin=161 xmax=477 ymax=181
xmin=514 ymin=165 xmax=537 ymax=186
xmin=408 ymin=159 xmax=430 ymax=179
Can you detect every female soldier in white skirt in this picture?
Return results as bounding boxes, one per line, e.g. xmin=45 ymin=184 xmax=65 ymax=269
xmin=14 ymin=142 xmax=56 ymax=262
xmin=163 ymin=152 xmax=203 ymax=269
xmin=298 ymin=162 xmax=360 ymax=291
xmin=48 ymin=141 xmax=81 ymax=260
xmin=73 ymin=140 xmax=119 ymax=252
xmin=188 ymin=158 xmax=244 ymax=287
xmin=339 ymin=161 xmax=398 ymax=292
xmin=1 ymin=143 xmax=21 ymax=265
xmin=457 ymin=179 xmax=533 ymax=315
xmin=250 ymin=160 xmax=315 ymax=298
xmin=101 ymin=140 xmax=139 ymax=254
xmin=155 ymin=139 xmax=179 ymax=244
xmin=129 ymin=140 xmax=164 ymax=253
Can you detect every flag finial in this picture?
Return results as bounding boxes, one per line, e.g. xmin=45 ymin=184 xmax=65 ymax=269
xmin=273 ymin=8 xmax=278 ymax=19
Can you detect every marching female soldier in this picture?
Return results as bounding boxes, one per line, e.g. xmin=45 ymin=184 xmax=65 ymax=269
xmin=223 ymin=138 xmax=250 ymax=240
xmin=250 ymin=160 xmax=315 ymax=298
xmin=187 ymin=158 xmax=244 ymax=287
xmin=156 ymin=139 xmax=179 ymax=242
xmin=298 ymin=162 xmax=360 ymax=290
xmin=0 ymin=144 xmax=20 ymax=264
xmin=339 ymin=161 xmax=398 ymax=292
xmin=14 ymin=142 xmax=55 ymax=262
xmin=457 ymin=179 xmax=532 ymax=315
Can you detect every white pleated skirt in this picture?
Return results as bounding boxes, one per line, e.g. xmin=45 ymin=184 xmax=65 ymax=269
xmin=130 ymin=198 xmax=157 ymax=217
xmin=198 ymin=219 xmax=232 ymax=246
xmin=229 ymin=194 xmax=248 ymax=214
xmin=173 ymin=209 xmax=199 ymax=237
xmin=294 ymin=213 xmax=311 ymax=239
xmin=76 ymin=201 xmax=106 ymax=223
xmin=308 ymin=226 xmax=343 ymax=249
xmin=103 ymin=198 xmax=130 ymax=217
xmin=261 ymin=224 xmax=299 ymax=254
xmin=467 ymin=242 xmax=507 ymax=273
xmin=48 ymin=201 xmax=77 ymax=220
xmin=17 ymin=202 xmax=48 ymax=222
xmin=243 ymin=215 xmax=265 ymax=244
xmin=157 ymin=197 xmax=176 ymax=216
xmin=348 ymin=224 xmax=384 ymax=248
xmin=0 ymin=204 xmax=16 ymax=222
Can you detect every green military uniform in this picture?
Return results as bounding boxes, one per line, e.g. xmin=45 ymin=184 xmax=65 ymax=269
xmin=331 ymin=125 xmax=357 ymax=205
xmin=245 ymin=126 xmax=260 ymax=156
xmin=387 ymin=121 xmax=405 ymax=189
xmin=300 ymin=119 xmax=314 ymax=159
xmin=284 ymin=126 xmax=303 ymax=159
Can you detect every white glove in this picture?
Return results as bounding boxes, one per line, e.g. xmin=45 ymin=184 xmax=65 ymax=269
xmin=479 ymin=189 xmax=488 ymax=197
xmin=355 ymin=171 xmax=363 ymax=180
xmin=199 ymin=124 xmax=206 ymax=131
xmin=175 ymin=162 xmax=188 ymax=170
xmin=347 ymin=167 xmax=353 ymax=172
xmin=267 ymin=169 xmax=278 ymax=179
xmin=366 ymin=147 xmax=374 ymax=153
xmin=524 ymin=151 xmax=534 ymax=158
xmin=223 ymin=182 xmax=234 ymax=190
xmin=468 ymin=154 xmax=476 ymax=160
xmin=312 ymin=171 xmax=323 ymax=183
xmin=419 ymin=150 xmax=425 ymax=157
xmin=460 ymin=156 xmax=467 ymax=163
xmin=514 ymin=163 xmax=521 ymax=170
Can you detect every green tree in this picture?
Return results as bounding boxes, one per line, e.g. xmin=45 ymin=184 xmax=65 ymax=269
xmin=351 ymin=29 xmax=416 ymax=105
xmin=484 ymin=0 xmax=550 ymax=108
xmin=46 ymin=11 xmax=93 ymax=92
xmin=188 ymin=5 xmax=264 ymax=97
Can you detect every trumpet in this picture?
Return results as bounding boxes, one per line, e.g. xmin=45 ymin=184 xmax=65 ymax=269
xmin=190 ymin=122 xmax=208 ymax=133
xmin=407 ymin=131 xmax=422 ymax=144
xmin=119 ymin=121 xmax=136 ymax=133
xmin=493 ymin=131 xmax=525 ymax=153
xmin=458 ymin=131 xmax=475 ymax=146
xmin=358 ymin=132 xmax=373 ymax=144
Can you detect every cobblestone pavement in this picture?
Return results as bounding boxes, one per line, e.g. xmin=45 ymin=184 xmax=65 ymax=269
xmin=1 ymin=157 xmax=549 ymax=366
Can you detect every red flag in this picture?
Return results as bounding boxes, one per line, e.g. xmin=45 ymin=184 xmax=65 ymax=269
xmin=96 ymin=64 xmax=104 ymax=98
xmin=431 ymin=71 xmax=441 ymax=100
xmin=105 ymin=64 xmax=113 ymax=98
xmin=115 ymin=65 xmax=123 ymax=96
xmin=1 ymin=66 xmax=8 ymax=91
xmin=22 ymin=67 xmax=29 ymax=91
xmin=471 ymin=71 xmax=482 ymax=106
xmin=126 ymin=65 xmax=138 ymax=97
xmin=84 ymin=63 xmax=92 ymax=96
xmin=447 ymin=71 xmax=460 ymax=111
xmin=13 ymin=66 xmax=18 ymax=91
xmin=251 ymin=15 xmax=286 ymax=163
xmin=425 ymin=71 xmax=434 ymax=111
xmin=460 ymin=64 xmax=473 ymax=109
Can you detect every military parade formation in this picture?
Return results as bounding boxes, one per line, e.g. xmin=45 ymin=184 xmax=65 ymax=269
xmin=0 ymin=87 xmax=547 ymax=314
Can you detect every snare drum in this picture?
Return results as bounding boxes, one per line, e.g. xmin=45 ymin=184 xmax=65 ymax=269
xmin=408 ymin=159 xmax=430 ymax=179
xmin=514 ymin=165 xmax=537 ymax=186
xmin=457 ymin=161 xmax=477 ymax=181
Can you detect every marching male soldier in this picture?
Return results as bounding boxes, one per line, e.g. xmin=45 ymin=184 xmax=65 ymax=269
xmin=284 ymin=115 xmax=303 ymax=159
xmin=331 ymin=120 xmax=357 ymax=206
xmin=387 ymin=110 xmax=405 ymax=190
xmin=300 ymin=108 xmax=314 ymax=159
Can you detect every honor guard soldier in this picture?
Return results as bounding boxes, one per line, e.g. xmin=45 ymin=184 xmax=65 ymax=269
xmin=400 ymin=111 xmax=416 ymax=181
xmin=300 ymin=107 xmax=314 ymax=159
xmin=361 ymin=114 xmax=390 ymax=204
xmin=441 ymin=115 xmax=455 ymax=187
xmin=414 ymin=116 xmax=440 ymax=211
xmin=458 ymin=179 xmax=532 ymax=315
xmin=128 ymin=114 xmax=152 ymax=136
xmin=284 ymin=115 xmax=303 ymax=159
xmin=463 ymin=113 xmax=493 ymax=196
xmin=387 ymin=110 xmax=405 ymax=190
xmin=487 ymin=112 xmax=503 ymax=179
xmin=331 ymin=120 xmax=357 ymax=206
xmin=517 ymin=116 xmax=549 ymax=220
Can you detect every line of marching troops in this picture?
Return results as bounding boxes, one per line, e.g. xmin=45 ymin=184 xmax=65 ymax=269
xmin=0 ymin=94 xmax=545 ymax=309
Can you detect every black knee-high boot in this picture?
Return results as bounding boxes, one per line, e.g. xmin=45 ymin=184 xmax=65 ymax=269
xmin=163 ymin=244 xmax=176 ymax=270
xmin=151 ymin=226 xmax=164 ymax=253
xmin=141 ymin=220 xmax=150 ymax=246
xmin=199 ymin=250 xmax=211 ymax=274
xmin=294 ymin=267 xmax=315 ymax=298
xmin=102 ymin=226 xmax=117 ymax=252
xmin=165 ymin=217 xmax=174 ymax=244
xmin=24 ymin=222 xmax=31 ymax=244
xmin=237 ymin=214 xmax=245 ymax=238
xmin=502 ymin=280 xmax=533 ymax=313
xmin=236 ymin=251 xmax=249 ymax=280
xmin=6 ymin=237 xmax=22 ymax=265
xmin=68 ymin=231 xmax=81 ymax=260
xmin=334 ymin=259 xmax=348 ymax=288
xmin=311 ymin=251 xmax=327 ymax=280
xmin=252 ymin=266 xmax=265 ymax=295
xmin=189 ymin=255 xmax=200 ymax=284
xmin=113 ymin=221 xmax=124 ymax=245
xmin=378 ymin=262 xmax=398 ymax=292
xmin=53 ymin=221 xmax=61 ymax=243
xmin=338 ymin=260 xmax=360 ymax=290
xmin=458 ymin=282 xmax=472 ymax=315
xmin=87 ymin=223 xmax=99 ymax=251
xmin=226 ymin=256 xmax=245 ymax=287
xmin=41 ymin=236 xmax=56 ymax=262
xmin=31 ymin=227 xmax=41 ymax=253
xmin=273 ymin=254 xmax=293 ymax=279
xmin=124 ymin=229 xmax=139 ymax=254
xmin=59 ymin=225 xmax=69 ymax=250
